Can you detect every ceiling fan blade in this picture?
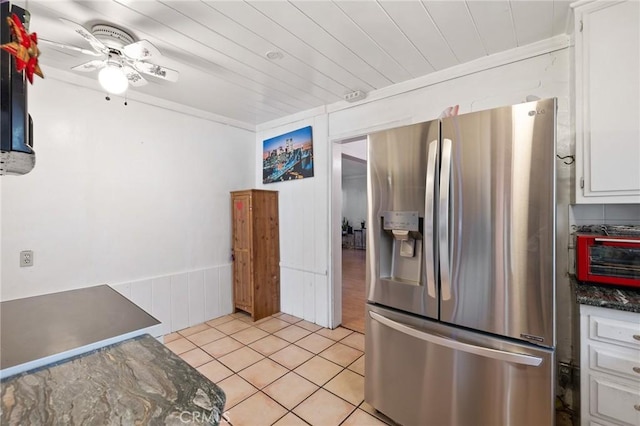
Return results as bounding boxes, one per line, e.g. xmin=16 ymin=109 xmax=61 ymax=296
xmin=123 ymin=65 xmax=148 ymax=87
xmin=133 ymin=61 xmax=179 ymax=82
xmin=59 ymin=18 xmax=108 ymax=54
xmin=71 ymin=60 xmax=106 ymax=72
xmin=39 ymin=38 xmax=103 ymax=57
xmin=123 ymin=40 xmax=160 ymax=61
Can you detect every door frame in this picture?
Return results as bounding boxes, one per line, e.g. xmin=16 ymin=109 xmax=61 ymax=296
xmin=329 ymin=135 xmax=368 ymax=329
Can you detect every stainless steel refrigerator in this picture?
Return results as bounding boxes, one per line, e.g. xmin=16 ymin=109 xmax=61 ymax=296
xmin=365 ymin=98 xmax=556 ymax=426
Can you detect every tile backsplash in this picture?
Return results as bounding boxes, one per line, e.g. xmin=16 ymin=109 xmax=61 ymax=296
xmin=569 ymin=204 xmax=640 ymax=227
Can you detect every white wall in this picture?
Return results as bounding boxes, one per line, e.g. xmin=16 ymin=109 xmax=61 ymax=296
xmin=1 ymin=77 xmax=255 ymax=334
xmin=255 ymin=114 xmax=331 ymax=327
xmin=257 ymin=41 xmax=573 ymax=330
xmin=341 ymin=138 xmax=367 ymax=161
xmin=335 ymin=48 xmax=575 ymax=361
xmin=342 ymin=175 xmax=367 ymax=231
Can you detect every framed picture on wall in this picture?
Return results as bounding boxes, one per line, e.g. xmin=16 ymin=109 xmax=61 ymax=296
xmin=262 ymin=126 xmax=314 ymax=184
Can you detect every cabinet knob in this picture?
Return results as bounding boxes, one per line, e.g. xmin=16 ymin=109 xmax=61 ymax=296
xmin=634 ymin=366 xmax=640 ymax=374
xmin=634 ymin=334 xmax=640 ymax=341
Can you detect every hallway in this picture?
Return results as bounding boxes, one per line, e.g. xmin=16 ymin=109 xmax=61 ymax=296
xmin=341 ymin=248 xmax=366 ymax=333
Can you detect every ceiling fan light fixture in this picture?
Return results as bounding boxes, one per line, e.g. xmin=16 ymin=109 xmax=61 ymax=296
xmin=54 ymin=20 xmax=179 ymax=92
xmin=98 ymin=62 xmax=128 ymax=94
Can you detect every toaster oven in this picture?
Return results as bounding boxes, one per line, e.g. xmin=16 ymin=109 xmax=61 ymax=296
xmin=576 ymin=234 xmax=640 ymax=288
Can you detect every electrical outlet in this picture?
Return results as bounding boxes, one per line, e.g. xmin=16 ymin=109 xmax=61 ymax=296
xmin=558 ymin=362 xmax=573 ymax=389
xmin=20 ymin=250 xmax=33 ymax=267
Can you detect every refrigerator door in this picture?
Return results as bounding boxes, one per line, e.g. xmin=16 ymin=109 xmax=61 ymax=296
xmin=365 ymin=304 xmax=555 ymax=426
xmin=439 ymin=98 xmax=556 ymax=346
xmin=367 ymin=121 xmax=440 ymax=319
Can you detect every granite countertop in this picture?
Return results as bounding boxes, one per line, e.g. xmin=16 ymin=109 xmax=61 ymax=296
xmin=0 ymin=334 xmax=225 ymax=425
xmin=574 ymin=279 xmax=640 ymax=313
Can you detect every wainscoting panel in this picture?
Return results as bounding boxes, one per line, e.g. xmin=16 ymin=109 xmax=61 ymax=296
xmin=151 ymin=276 xmax=171 ymax=335
xmin=219 ymin=265 xmax=233 ymax=314
xmin=110 ymin=264 xmax=233 ymax=336
xmin=303 ymin=271 xmax=316 ymax=323
xmin=204 ymin=268 xmax=222 ymax=320
xmin=280 ymin=267 xmax=301 ymax=317
xmin=170 ymin=274 xmax=190 ymax=332
xmin=112 ymin=282 xmax=131 ymax=299
xmin=314 ymin=274 xmax=329 ymax=328
xmin=278 ymin=265 xmax=330 ymax=329
xmin=130 ymin=279 xmax=152 ymax=314
xmin=188 ymin=270 xmax=205 ymax=327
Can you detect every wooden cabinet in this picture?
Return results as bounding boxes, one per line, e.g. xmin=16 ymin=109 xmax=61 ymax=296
xmin=231 ymin=189 xmax=280 ymax=321
xmin=573 ymin=0 xmax=640 ymax=204
xmin=580 ymin=305 xmax=640 ymax=425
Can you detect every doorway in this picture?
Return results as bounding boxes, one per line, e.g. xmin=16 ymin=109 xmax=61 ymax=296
xmin=341 ymin=247 xmax=366 ymax=332
xmin=339 ymin=141 xmax=367 ymax=333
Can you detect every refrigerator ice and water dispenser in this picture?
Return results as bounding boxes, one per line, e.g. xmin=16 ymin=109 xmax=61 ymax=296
xmin=379 ymin=211 xmax=423 ymax=286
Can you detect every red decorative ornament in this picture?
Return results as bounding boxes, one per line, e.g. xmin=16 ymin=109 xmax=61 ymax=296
xmin=1 ymin=13 xmax=44 ymax=84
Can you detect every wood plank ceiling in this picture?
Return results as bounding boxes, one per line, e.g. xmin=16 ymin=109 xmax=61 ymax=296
xmin=19 ymin=1 xmax=572 ymax=127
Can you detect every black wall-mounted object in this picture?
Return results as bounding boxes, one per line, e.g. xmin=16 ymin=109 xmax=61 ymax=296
xmin=1 ymin=1 xmax=35 ymax=175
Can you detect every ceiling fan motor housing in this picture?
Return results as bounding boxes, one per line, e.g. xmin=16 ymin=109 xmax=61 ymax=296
xmin=91 ymin=24 xmax=134 ymax=50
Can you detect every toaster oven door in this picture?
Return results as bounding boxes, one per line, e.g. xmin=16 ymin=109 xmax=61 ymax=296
xmin=578 ymin=237 xmax=640 ymax=287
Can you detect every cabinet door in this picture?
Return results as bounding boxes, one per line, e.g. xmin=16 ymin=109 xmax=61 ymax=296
xmin=232 ymin=194 xmax=252 ymax=312
xmin=580 ymin=305 xmax=640 ymax=426
xmin=588 ymin=375 xmax=640 ymax=426
xmin=575 ymin=0 xmax=640 ymax=203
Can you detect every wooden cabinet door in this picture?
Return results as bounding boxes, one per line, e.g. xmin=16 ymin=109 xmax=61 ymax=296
xmin=232 ymin=193 xmax=252 ymax=312
xmin=253 ymin=192 xmax=280 ymax=318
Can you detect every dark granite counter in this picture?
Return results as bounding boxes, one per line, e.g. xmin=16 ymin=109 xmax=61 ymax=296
xmin=574 ymin=279 xmax=640 ymax=313
xmin=0 ymin=334 xmax=225 ymax=425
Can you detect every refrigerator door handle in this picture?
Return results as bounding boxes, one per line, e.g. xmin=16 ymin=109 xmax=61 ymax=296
xmin=439 ymin=138 xmax=453 ymax=300
xmin=369 ymin=311 xmax=544 ymax=367
xmin=425 ymin=139 xmax=438 ymax=298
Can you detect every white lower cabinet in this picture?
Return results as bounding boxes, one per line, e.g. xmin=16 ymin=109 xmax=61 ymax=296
xmin=580 ymin=305 xmax=640 ymax=425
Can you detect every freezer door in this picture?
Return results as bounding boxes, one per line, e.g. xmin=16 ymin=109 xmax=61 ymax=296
xmin=365 ymin=304 xmax=555 ymax=426
xmin=439 ymin=98 xmax=556 ymax=346
xmin=367 ymin=121 xmax=440 ymax=319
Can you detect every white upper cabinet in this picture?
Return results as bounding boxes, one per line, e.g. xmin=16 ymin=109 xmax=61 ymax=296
xmin=573 ymin=0 xmax=640 ymax=204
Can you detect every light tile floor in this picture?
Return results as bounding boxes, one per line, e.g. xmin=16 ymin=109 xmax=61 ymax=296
xmin=164 ymin=311 xmax=395 ymax=426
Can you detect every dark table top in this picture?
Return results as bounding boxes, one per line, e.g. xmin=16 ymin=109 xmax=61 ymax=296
xmin=1 ymin=285 xmax=161 ymax=377
xmin=1 ymin=334 xmax=226 ymax=425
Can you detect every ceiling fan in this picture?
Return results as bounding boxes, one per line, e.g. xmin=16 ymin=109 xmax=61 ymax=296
xmin=41 ymin=18 xmax=179 ymax=94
